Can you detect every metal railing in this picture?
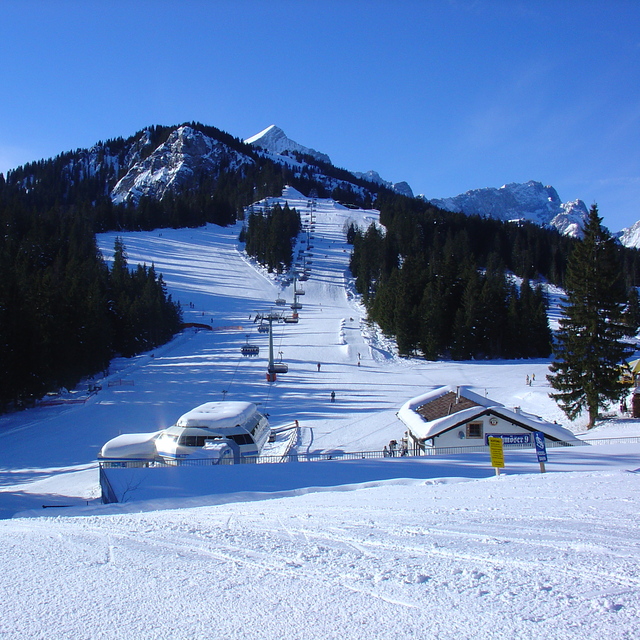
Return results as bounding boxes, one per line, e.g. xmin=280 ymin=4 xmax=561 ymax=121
xmin=97 ymin=436 xmax=640 ymax=470
xmin=573 ymin=435 xmax=640 ymax=446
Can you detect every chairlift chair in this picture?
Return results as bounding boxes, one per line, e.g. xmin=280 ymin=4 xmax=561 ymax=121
xmin=268 ymin=362 xmax=289 ymax=373
xmin=240 ymin=336 xmax=260 ymax=357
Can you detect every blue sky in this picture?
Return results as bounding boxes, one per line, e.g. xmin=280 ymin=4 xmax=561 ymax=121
xmin=1 ymin=0 xmax=639 ymax=231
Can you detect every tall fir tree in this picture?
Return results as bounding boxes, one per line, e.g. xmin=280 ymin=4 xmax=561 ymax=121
xmin=547 ymin=205 xmax=636 ymax=427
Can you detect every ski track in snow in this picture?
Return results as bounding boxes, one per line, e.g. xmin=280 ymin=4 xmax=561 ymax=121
xmin=0 ymin=187 xmax=639 ymax=638
xmin=1 ymin=471 xmax=639 ymax=639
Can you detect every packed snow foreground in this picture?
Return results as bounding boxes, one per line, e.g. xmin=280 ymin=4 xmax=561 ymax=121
xmin=1 ymin=187 xmax=639 ymax=639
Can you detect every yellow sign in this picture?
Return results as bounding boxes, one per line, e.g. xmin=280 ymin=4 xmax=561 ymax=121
xmin=488 ymin=436 xmax=505 ymax=468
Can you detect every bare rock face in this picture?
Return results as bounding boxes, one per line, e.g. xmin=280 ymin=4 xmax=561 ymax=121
xmin=111 ymin=126 xmax=252 ymax=205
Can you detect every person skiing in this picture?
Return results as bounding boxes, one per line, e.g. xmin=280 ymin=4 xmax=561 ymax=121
xmin=330 ymin=391 xmax=335 ymax=402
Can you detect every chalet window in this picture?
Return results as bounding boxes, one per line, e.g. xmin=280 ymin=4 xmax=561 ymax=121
xmin=466 ymin=422 xmax=483 ymax=439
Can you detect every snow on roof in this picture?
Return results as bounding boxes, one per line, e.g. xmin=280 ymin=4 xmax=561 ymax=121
xmin=176 ymin=401 xmax=259 ymax=430
xmin=398 ymin=385 xmax=580 ymax=443
xmin=99 ymin=431 xmax=161 ymax=459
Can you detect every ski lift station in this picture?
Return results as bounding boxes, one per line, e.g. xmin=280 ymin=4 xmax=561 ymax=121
xmin=397 ymin=385 xmax=582 ymax=454
xmin=99 ymin=401 xmax=271 ymax=464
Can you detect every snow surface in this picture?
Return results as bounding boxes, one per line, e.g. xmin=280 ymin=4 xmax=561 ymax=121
xmin=1 ymin=186 xmax=639 ymax=638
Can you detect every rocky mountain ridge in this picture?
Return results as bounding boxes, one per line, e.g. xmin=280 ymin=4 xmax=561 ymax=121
xmin=426 ymin=181 xmax=590 ymax=239
xmin=352 ymin=170 xmax=414 ymax=198
xmin=111 ymin=126 xmax=252 ymax=205
xmin=7 ymin=121 xmax=623 ymax=242
xmin=6 ymin=123 xmax=391 ymax=213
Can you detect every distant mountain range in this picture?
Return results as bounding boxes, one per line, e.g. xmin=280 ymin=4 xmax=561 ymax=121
xmin=6 ymin=121 xmax=638 ymax=246
xmin=426 ymin=181 xmax=590 ymax=239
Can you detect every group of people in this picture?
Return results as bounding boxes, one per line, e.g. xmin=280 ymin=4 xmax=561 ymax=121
xmin=383 ymin=438 xmax=409 ymax=457
xmin=525 ymin=373 xmax=536 ymax=386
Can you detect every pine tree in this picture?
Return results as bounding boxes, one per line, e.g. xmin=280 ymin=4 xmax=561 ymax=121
xmin=547 ymin=205 xmax=634 ymax=428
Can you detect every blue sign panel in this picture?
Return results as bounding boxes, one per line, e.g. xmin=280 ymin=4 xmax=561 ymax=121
xmin=485 ymin=433 xmax=532 ymax=446
xmin=533 ymin=430 xmax=548 ymax=462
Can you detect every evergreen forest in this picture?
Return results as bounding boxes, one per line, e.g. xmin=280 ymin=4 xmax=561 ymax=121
xmin=349 ymin=195 xmax=640 ymax=360
xmin=241 ymin=202 xmax=302 ymax=273
xmin=0 ymin=180 xmax=182 ymax=411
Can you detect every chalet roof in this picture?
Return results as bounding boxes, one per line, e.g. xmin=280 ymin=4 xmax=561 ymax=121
xmin=415 ymin=391 xmax=482 ymax=422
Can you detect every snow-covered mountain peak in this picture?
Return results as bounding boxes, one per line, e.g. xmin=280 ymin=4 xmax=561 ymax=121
xmin=617 ymin=220 xmax=640 ymax=248
xmin=427 ymin=180 xmax=589 ymax=237
xmin=245 ymin=125 xmax=332 ymax=165
xmin=244 ymin=124 xmax=280 ymax=145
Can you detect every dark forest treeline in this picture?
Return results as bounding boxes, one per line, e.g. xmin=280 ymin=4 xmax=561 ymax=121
xmin=0 ymin=181 xmax=182 ymax=410
xmin=350 ymin=195 xmax=640 ymax=360
xmin=241 ymin=202 xmax=301 ymax=273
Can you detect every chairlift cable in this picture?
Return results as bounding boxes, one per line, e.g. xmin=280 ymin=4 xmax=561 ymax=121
xmin=226 ymin=349 xmax=246 ymax=394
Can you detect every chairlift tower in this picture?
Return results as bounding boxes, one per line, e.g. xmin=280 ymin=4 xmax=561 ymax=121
xmin=255 ymin=310 xmax=288 ymax=382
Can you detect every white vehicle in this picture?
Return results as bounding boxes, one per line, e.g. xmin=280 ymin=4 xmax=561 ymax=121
xmin=99 ymin=401 xmax=270 ymax=463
